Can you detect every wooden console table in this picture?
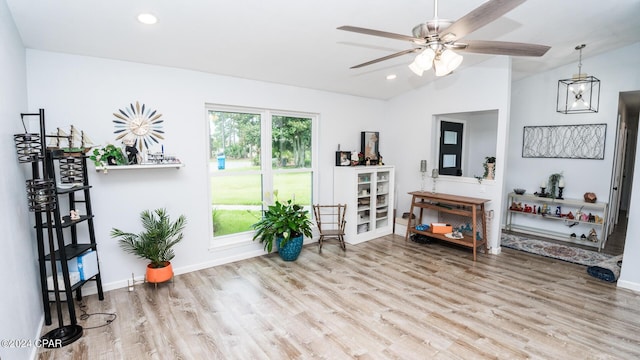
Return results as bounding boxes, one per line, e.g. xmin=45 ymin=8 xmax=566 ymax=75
xmin=404 ymin=191 xmax=490 ymax=261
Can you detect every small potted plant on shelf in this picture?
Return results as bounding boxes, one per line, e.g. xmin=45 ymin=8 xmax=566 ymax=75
xmin=111 ymin=208 xmax=187 ymax=284
xmin=251 ymin=191 xmax=313 ymax=261
xmin=89 ymin=144 xmax=127 ymax=167
xmin=548 ymin=172 xmax=563 ymax=199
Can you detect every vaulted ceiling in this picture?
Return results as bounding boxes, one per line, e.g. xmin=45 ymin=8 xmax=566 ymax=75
xmin=7 ymin=0 xmax=640 ymax=100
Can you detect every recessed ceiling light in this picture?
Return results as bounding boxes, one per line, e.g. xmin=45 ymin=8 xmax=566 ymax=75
xmin=137 ymin=13 xmax=158 ymax=25
xmin=386 ymin=74 xmax=397 ymax=80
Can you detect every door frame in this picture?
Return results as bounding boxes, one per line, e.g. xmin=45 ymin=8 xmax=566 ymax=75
xmin=607 ymin=114 xmax=627 ymax=235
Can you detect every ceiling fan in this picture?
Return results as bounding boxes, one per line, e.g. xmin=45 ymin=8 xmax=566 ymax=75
xmin=338 ymin=0 xmax=550 ymax=77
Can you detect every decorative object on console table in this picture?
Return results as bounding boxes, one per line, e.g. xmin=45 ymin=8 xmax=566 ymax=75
xmin=361 ymin=131 xmax=379 ymax=162
xmin=558 ymin=178 xmax=565 ymax=199
xmin=431 ymin=169 xmax=439 ymax=193
xmin=536 ymin=181 xmax=548 ymax=197
xmin=111 ymin=208 xmax=187 ymax=284
xmin=584 ymin=192 xmax=597 ymax=203
xmin=548 ymin=173 xmax=563 ymax=199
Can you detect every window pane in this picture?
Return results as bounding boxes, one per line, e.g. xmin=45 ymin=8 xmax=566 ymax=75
xmin=208 ymin=107 xmax=316 ymax=241
xmin=273 ymin=172 xmax=312 ymax=207
xmin=209 ymin=109 xmax=262 ymax=237
xmin=443 ymin=154 xmax=456 ymax=168
xmin=211 ymin=174 xmax=262 ymax=237
xmin=444 ymin=131 xmax=458 ymax=145
xmin=272 ymin=116 xmax=312 ymax=169
xmin=209 ymin=111 xmax=261 ymax=170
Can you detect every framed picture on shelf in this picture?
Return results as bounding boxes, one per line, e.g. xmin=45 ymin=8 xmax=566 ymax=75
xmin=361 ymin=131 xmax=379 ymax=161
xmin=335 ymin=151 xmax=352 ymax=166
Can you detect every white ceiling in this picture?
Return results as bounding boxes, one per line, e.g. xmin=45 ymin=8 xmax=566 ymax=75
xmin=6 ymin=0 xmax=640 ymax=100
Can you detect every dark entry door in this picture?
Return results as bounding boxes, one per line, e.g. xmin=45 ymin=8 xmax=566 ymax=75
xmin=439 ymin=121 xmax=463 ymax=176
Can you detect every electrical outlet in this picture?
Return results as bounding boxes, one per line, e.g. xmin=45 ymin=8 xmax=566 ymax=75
xmin=127 ymin=272 xmax=144 ymax=291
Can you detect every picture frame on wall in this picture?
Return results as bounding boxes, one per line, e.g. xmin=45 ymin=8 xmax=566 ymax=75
xmin=361 ymin=131 xmax=379 ymax=161
xmin=335 ymin=151 xmax=352 ymax=166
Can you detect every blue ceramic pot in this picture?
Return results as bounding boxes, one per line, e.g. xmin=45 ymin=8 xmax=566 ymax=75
xmin=277 ymin=234 xmax=304 ymax=261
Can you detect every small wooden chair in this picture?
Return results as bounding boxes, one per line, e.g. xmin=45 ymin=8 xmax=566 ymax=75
xmin=313 ymin=204 xmax=347 ymax=251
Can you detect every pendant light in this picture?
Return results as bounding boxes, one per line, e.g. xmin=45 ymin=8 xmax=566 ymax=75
xmin=557 ymin=44 xmax=600 ymax=114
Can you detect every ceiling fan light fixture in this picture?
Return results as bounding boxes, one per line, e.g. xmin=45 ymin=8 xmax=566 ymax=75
xmin=439 ymin=49 xmax=463 ymax=72
xmin=409 ymin=61 xmax=424 ymax=76
xmin=557 ymin=44 xmax=600 ymax=114
xmin=408 ymin=48 xmax=435 ymax=76
xmin=433 ymin=59 xmax=451 ymax=77
xmin=417 ymin=48 xmax=435 ymax=69
xmin=432 ymin=49 xmax=462 ymax=77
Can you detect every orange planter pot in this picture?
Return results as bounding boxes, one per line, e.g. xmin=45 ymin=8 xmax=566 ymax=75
xmin=146 ymin=262 xmax=173 ymax=283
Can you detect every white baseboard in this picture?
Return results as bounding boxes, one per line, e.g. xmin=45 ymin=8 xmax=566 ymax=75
xmin=617 ymin=279 xmax=640 ymax=293
xmin=30 ymin=315 xmax=46 ymax=360
xmin=92 ymin=239 xmax=319 ymax=293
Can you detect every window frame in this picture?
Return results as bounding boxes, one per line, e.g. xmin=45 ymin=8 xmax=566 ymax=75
xmin=205 ymin=104 xmax=319 ymax=250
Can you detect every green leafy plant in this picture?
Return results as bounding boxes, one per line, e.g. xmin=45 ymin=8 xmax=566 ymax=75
xmin=251 ymin=195 xmax=313 ymax=253
xmin=89 ymin=144 xmax=127 ymax=167
xmin=111 ymin=209 xmax=187 ymax=268
xmin=548 ymin=172 xmax=563 ymax=199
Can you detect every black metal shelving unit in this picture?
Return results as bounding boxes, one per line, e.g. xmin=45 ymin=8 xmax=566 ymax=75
xmin=16 ymin=109 xmax=104 ymax=347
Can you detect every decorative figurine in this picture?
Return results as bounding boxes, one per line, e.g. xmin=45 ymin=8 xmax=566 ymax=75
xmin=123 ymin=138 xmax=141 ymax=164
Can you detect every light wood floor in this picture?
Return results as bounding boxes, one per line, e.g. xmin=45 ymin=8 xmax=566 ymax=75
xmin=39 ymin=234 xmax=640 ymax=359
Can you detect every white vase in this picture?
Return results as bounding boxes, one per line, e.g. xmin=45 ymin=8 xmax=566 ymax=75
xmin=486 ymin=163 xmax=495 ymax=180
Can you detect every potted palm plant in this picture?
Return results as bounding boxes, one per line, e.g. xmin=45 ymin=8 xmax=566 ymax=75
xmin=252 ymin=195 xmax=313 ymax=261
xmin=111 ymin=208 xmax=187 ymax=283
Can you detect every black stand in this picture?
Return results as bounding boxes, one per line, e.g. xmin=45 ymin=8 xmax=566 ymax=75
xmin=19 ymin=110 xmax=85 ymax=348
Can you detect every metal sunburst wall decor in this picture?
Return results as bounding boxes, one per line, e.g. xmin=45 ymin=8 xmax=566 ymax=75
xmin=113 ymin=101 xmax=165 ymax=151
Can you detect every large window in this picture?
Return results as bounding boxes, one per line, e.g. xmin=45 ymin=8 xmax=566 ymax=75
xmin=207 ymin=105 xmax=316 ymax=241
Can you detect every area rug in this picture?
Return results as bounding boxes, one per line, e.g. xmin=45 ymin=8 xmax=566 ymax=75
xmin=587 ymin=255 xmax=623 ymax=282
xmin=501 ymin=233 xmax=613 ymax=266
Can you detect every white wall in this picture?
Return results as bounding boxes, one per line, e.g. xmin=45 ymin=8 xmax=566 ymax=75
xmin=25 ymin=50 xmax=387 ymax=292
xmin=0 ymin=0 xmax=44 ymax=359
xmin=382 ymin=56 xmax=512 ymax=252
xmin=509 ymin=42 xmax=640 ymax=290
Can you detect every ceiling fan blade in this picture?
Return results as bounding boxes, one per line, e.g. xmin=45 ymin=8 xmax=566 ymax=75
xmin=349 ymin=48 xmax=420 ymax=69
xmin=440 ymin=0 xmax=526 ymax=42
xmin=457 ymin=40 xmax=550 ymax=57
xmin=338 ymin=25 xmax=424 ymax=44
